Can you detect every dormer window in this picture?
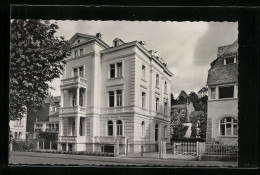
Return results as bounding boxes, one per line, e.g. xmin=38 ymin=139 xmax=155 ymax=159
xmin=114 ymin=40 xmax=119 ymax=47
xmin=77 ymin=40 xmax=80 ymax=44
xmin=224 ymin=57 xmax=236 ymax=65
xmin=74 ymin=50 xmax=78 ymax=58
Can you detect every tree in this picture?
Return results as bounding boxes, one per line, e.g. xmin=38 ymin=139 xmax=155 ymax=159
xmin=10 ymin=20 xmax=70 ymax=120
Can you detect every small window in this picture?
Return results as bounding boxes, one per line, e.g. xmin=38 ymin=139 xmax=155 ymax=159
xmin=164 ymin=101 xmax=168 ymax=115
xmin=108 ymin=121 xmax=113 ymax=136
xmin=164 ymin=81 xmax=167 ymax=93
xmin=116 ymin=90 xmax=122 ymax=107
xmin=219 ymin=86 xmax=234 ymax=99
xmin=142 ymin=65 xmax=145 ymax=80
xmin=116 ymin=120 xmax=123 ymax=136
xmin=117 ymin=62 xmax=122 ymax=77
xmin=225 ymin=57 xmax=235 ymax=65
xmin=142 ymin=92 xmax=146 ymax=108
xmin=211 ymin=87 xmax=216 ymax=99
xmin=109 ymin=91 xmax=115 ymax=107
xmin=73 ymin=68 xmax=78 ymax=77
xmin=77 ymin=40 xmax=80 ymax=43
xmin=156 ymin=98 xmax=159 ymax=112
xmin=79 ymin=66 xmax=84 ymax=77
xmin=220 ymin=117 xmax=238 ymax=136
xmin=141 ymin=121 xmax=145 ymax=137
xmin=156 ymin=74 xmax=159 ymax=87
xmin=80 ymin=49 xmax=83 ymax=56
xmin=110 ymin=64 xmax=115 ymax=78
xmin=74 ymin=50 xmax=78 ymax=57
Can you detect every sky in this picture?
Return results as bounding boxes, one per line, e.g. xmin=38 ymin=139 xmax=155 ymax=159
xmin=49 ymin=21 xmax=238 ymax=97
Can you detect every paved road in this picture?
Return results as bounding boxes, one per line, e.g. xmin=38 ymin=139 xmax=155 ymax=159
xmin=9 ymin=151 xmax=238 ymax=167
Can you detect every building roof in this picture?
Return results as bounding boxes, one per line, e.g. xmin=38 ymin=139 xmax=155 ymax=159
xmin=198 ymin=87 xmax=208 ymax=93
xmin=207 ymin=40 xmax=238 ymax=86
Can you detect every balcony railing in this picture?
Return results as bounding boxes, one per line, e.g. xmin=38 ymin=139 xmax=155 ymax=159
xmin=93 ymin=136 xmax=126 ymax=144
xmin=45 ymin=128 xmax=59 ymax=132
xmin=59 ymin=106 xmax=86 ymax=113
xmin=61 ymin=76 xmax=87 ymax=86
xmin=58 ymin=136 xmax=77 ymax=142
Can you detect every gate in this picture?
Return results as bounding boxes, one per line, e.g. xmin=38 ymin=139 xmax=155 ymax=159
xmin=172 ymin=141 xmax=199 ymax=160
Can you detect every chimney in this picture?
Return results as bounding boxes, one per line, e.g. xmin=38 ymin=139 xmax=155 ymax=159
xmin=96 ymin=33 xmax=102 ymax=39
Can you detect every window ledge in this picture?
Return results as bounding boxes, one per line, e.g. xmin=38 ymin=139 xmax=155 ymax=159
xmin=141 ymin=78 xmax=146 ymax=82
xmin=141 ymin=136 xmax=146 ymax=139
xmin=208 ymin=98 xmax=238 ymax=102
xmin=164 ymin=92 xmax=168 ymax=95
xmin=108 ymin=76 xmax=124 ymax=80
xmin=218 ymin=135 xmax=238 ymax=138
xmin=155 ymin=86 xmax=160 ymax=89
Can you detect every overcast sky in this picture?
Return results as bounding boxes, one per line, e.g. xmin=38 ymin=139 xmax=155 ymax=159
xmin=49 ymin=21 xmax=238 ymax=97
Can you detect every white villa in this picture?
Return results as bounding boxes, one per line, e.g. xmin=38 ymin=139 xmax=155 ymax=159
xmin=58 ymin=33 xmax=173 ymax=153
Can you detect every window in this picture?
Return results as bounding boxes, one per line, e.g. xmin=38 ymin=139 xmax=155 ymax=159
xmin=77 ymin=40 xmax=80 ymax=43
xmin=211 ymin=87 xmax=216 ymax=99
xmin=142 ymin=65 xmax=145 ymax=80
xmin=142 ymin=92 xmax=146 ymax=108
xmin=72 ymin=94 xmax=76 ymax=106
xmin=80 ymin=49 xmax=83 ymax=56
xmin=164 ymin=100 xmax=168 ymax=115
xmin=16 ymin=119 xmax=22 ymax=126
xmin=116 ymin=120 xmax=123 ymax=136
xmin=225 ymin=57 xmax=236 ymax=65
xmin=155 ymin=123 xmax=159 ymax=141
xmin=164 ymin=81 xmax=167 ymax=93
xmin=79 ymin=93 xmax=83 ymax=106
xmin=110 ymin=62 xmax=123 ymax=78
xmin=117 ymin=62 xmax=122 ymax=77
xmin=108 ymin=121 xmax=113 ymax=136
xmin=164 ymin=125 xmax=167 ymax=138
xmin=141 ymin=121 xmax=145 ymax=137
xmin=73 ymin=68 xmax=78 ymax=77
xmin=79 ymin=119 xmax=83 ymax=136
xmin=156 ymin=98 xmax=159 ymax=112
xmin=109 ymin=91 xmax=115 ymax=107
xmin=56 ymin=124 xmax=59 ymax=130
xmin=74 ymin=50 xmax=78 ymax=57
xmin=79 ymin=66 xmax=84 ymax=77
xmin=36 ymin=124 xmax=42 ymax=127
xmin=219 ymin=86 xmax=234 ymax=99
xmin=220 ymin=117 xmax=238 ymax=136
xmin=110 ymin=64 xmax=115 ymax=78
xmin=116 ymin=90 xmax=122 ymax=107
xmin=156 ymin=74 xmax=159 ymax=87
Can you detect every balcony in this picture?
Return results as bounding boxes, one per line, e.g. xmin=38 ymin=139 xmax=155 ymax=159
xmin=45 ymin=128 xmax=59 ymax=132
xmin=93 ymin=136 xmax=126 ymax=144
xmin=58 ymin=136 xmax=77 ymax=142
xmin=59 ymin=106 xmax=86 ymax=114
xmin=60 ymin=76 xmax=87 ymax=89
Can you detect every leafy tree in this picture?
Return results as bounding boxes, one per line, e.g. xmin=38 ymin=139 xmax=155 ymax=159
xmin=190 ymin=112 xmax=207 ymax=138
xmin=10 ymin=19 xmax=70 ymax=120
xmin=38 ymin=132 xmax=58 ymax=141
xmin=171 ymin=123 xmax=189 ymax=140
xmin=171 ymin=93 xmax=178 ymax=105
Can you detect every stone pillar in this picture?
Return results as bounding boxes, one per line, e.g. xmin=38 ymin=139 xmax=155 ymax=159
xmin=43 ymin=141 xmax=45 ymax=150
xmin=125 ymin=138 xmax=128 ymax=157
xmin=162 ymin=141 xmax=166 ymax=159
xmin=50 ymin=141 xmax=52 ymax=150
xmin=76 ymin=87 xmax=80 ymax=106
xmin=114 ymin=138 xmax=119 ymax=157
xmin=37 ymin=141 xmax=39 ymax=150
xmin=206 ymin=118 xmax=213 ymax=143
xmin=60 ymin=90 xmax=64 ymax=108
xmin=66 ymin=142 xmax=68 ymax=152
xmin=75 ymin=117 xmax=80 ymax=136
xmin=59 ymin=118 xmax=63 ymax=136
xmin=9 ymin=142 xmax=13 ymax=152
xmin=216 ymin=86 xmax=219 ymax=99
xmin=234 ymin=84 xmax=238 ymax=98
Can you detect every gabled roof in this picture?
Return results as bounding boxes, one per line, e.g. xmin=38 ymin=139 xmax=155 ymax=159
xmin=69 ymin=33 xmax=110 ymax=48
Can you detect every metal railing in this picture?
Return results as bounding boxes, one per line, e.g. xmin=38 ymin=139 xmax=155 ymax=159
xmin=204 ymin=143 xmax=238 ymax=155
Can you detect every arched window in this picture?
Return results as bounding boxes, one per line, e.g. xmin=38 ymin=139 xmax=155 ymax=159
xmin=108 ymin=120 xmax=113 ymax=136
xmin=163 ymin=125 xmax=167 ymax=138
xmin=155 ymin=123 xmax=159 ymax=141
xmin=220 ymin=117 xmax=238 ymax=136
xmin=141 ymin=121 xmax=145 ymax=137
xmin=116 ymin=120 xmax=123 ymax=136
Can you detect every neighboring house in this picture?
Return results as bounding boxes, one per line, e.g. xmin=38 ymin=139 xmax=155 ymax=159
xmin=176 ymin=90 xmax=188 ymax=100
xmin=198 ymin=87 xmax=208 ymax=98
xmin=27 ymin=95 xmax=60 ymax=138
xmin=9 ymin=113 xmax=27 ymax=140
xmin=58 ymin=33 xmax=173 ymax=152
xmin=206 ymin=40 xmax=238 ymax=145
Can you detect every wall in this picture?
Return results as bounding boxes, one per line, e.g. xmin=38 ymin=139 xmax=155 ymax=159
xmin=207 ymin=98 xmax=238 ymax=145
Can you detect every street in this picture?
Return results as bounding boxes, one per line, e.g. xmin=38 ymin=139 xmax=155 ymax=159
xmin=9 ymin=151 xmax=238 ymax=167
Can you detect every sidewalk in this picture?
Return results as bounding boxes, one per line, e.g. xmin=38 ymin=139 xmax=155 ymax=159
xmin=9 ymin=151 xmax=238 ymax=167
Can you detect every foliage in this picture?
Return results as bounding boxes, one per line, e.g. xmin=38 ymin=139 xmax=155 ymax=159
xmin=12 ymin=140 xmax=37 ymax=151
xmin=171 ymin=123 xmax=189 ymax=140
xmin=190 ymin=112 xmax=207 ymax=139
xmin=38 ymin=132 xmax=58 ymax=141
xmin=10 ymin=19 xmax=70 ymax=120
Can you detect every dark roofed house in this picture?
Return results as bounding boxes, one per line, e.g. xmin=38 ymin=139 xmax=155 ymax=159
xmin=206 ymin=40 xmax=238 ymax=145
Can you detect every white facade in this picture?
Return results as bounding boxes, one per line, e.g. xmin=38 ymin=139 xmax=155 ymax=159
xmin=10 ymin=114 xmax=27 ymax=140
xmin=58 ymin=33 xmax=173 ymax=152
